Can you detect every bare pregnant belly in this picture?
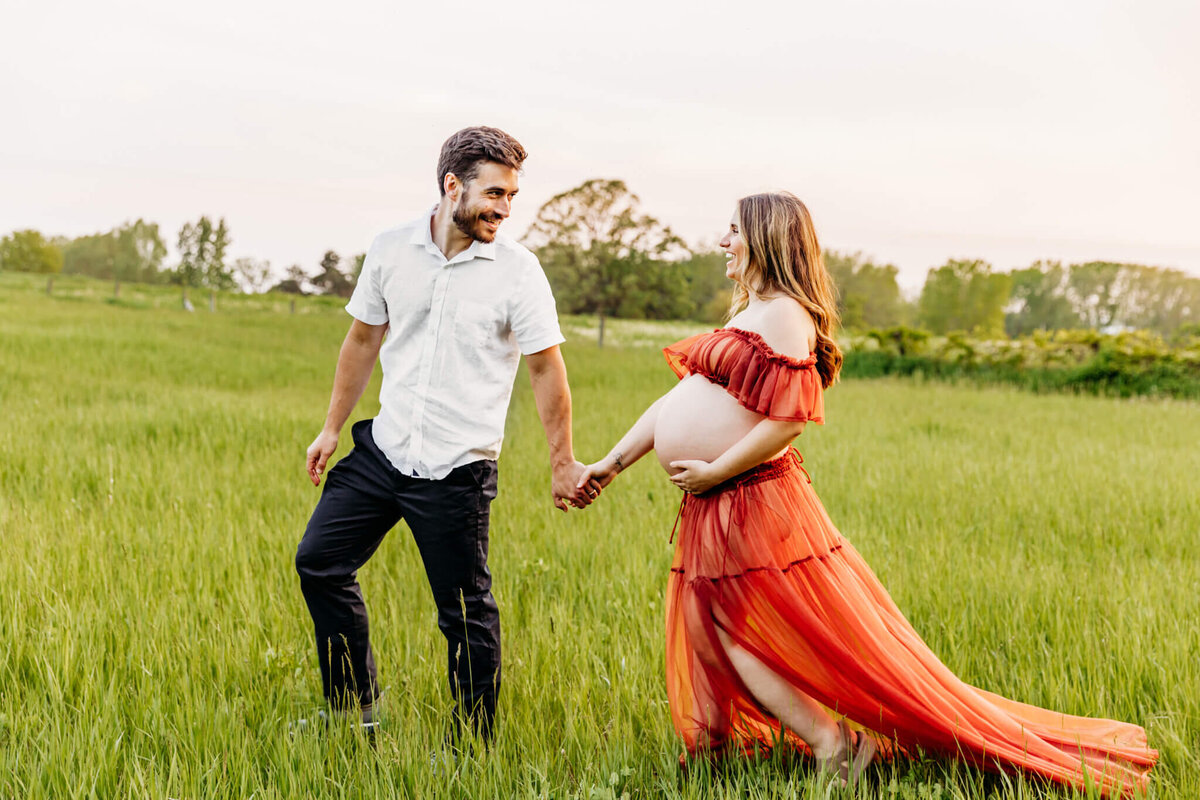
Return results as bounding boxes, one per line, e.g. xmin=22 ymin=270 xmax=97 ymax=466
xmin=653 ymin=375 xmax=765 ymax=473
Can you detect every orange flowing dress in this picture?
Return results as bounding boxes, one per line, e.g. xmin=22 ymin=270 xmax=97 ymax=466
xmin=662 ymin=328 xmax=1156 ymax=797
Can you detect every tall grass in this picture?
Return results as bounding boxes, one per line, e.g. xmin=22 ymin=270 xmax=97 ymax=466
xmin=1 ymin=279 xmax=1196 ymax=798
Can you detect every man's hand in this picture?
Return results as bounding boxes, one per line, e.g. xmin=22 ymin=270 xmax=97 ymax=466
xmin=306 ymin=430 xmax=340 ymax=486
xmin=552 ymin=460 xmax=600 ymax=512
xmin=576 ymin=456 xmax=622 ymax=495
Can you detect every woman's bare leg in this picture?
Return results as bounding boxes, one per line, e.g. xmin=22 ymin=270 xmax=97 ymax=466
xmin=715 ymin=627 xmax=842 ymax=759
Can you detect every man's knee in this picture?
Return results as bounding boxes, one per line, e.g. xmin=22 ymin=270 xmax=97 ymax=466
xmin=295 ymin=526 xmax=337 ymax=585
xmin=294 ymin=496 xmax=350 ymax=583
xmin=295 ymin=541 xmax=315 ymax=582
xmin=435 ymin=589 xmax=500 ymax=655
xmin=435 ymin=586 xmax=498 ymax=622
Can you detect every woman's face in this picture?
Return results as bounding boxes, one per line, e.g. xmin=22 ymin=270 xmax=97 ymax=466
xmin=718 ymin=212 xmax=747 ymax=281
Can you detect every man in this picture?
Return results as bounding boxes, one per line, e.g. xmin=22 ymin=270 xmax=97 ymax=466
xmin=295 ymin=126 xmax=597 ymax=742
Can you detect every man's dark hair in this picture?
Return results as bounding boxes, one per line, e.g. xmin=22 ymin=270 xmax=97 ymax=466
xmin=436 ymin=126 xmax=527 ymax=195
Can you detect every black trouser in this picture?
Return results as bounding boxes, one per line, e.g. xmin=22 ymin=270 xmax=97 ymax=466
xmin=295 ymin=419 xmax=501 ymax=737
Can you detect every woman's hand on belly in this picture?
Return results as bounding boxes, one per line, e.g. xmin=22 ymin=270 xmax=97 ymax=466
xmin=667 ymin=459 xmax=722 ymax=494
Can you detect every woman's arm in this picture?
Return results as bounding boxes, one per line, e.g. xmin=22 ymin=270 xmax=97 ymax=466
xmin=668 ymin=417 xmax=806 ymax=494
xmin=576 ymin=394 xmax=668 ymax=491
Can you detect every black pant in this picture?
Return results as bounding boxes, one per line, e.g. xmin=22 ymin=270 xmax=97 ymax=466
xmin=295 ymin=419 xmax=500 ymax=736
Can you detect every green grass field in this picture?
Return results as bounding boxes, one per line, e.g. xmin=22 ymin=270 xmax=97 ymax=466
xmin=2 ymin=276 xmax=1197 ymax=799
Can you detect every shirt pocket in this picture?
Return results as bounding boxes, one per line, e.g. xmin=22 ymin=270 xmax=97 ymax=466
xmin=454 ymin=299 xmax=507 ymax=349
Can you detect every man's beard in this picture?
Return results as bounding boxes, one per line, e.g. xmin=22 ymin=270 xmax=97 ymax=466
xmin=452 ymin=197 xmax=502 ymax=243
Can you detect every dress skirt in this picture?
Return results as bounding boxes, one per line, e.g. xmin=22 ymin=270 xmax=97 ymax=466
xmin=664 ymin=450 xmax=1156 ymax=796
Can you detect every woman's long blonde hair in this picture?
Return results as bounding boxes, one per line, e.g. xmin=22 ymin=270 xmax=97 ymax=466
xmin=728 ymin=191 xmax=843 ymax=388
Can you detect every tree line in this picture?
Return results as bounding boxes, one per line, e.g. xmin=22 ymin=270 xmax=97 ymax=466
xmin=526 ymin=180 xmax=1200 ymax=341
xmin=3 ymin=179 xmax=1198 ymax=340
xmin=0 ymin=220 xmax=363 ymax=301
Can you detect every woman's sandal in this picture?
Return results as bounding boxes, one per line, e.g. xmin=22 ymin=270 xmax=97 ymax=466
xmin=818 ymin=719 xmax=877 ymax=788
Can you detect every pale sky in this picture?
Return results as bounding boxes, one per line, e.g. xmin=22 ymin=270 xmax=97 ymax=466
xmin=2 ymin=0 xmax=1198 ymax=291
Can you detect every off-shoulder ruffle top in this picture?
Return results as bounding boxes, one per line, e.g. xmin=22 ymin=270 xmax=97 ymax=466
xmin=663 ymin=327 xmax=824 ymax=424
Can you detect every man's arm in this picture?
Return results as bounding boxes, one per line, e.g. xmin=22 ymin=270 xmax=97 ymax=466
xmin=306 ymin=319 xmax=388 ymax=486
xmin=525 ymin=344 xmax=591 ymax=512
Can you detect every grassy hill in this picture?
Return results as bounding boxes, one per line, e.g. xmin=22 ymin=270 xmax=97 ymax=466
xmin=1 ymin=276 xmax=1196 ymax=798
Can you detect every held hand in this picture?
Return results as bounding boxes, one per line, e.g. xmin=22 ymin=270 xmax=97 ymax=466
xmin=552 ymin=460 xmax=599 ymax=513
xmin=576 ymin=458 xmax=621 ymax=495
xmin=306 ymin=430 xmax=339 ymax=486
xmin=668 ymin=459 xmax=721 ymax=495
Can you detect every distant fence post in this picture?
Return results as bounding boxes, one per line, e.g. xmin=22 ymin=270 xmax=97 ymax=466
xmin=114 ymin=280 xmax=120 ymax=299
xmin=209 ymin=290 xmax=215 ymax=312
xmin=290 ymin=299 xmax=296 ymax=314
xmin=46 ymin=276 xmax=53 ymax=295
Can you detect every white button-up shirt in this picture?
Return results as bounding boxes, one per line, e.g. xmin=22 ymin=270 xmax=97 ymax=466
xmin=345 ymin=209 xmax=564 ymax=480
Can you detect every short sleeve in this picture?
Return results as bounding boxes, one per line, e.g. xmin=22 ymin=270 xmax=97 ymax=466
xmin=663 ymin=333 xmax=710 ymax=379
xmin=510 ymin=257 xmax=565 ymax=355
xmin=345 ymin=236 xmax=389 ymax=325
xmin=665 ymin=329 xmax=825 ymax=423
xmin=724 ymin=357 xmax=825 ymax=423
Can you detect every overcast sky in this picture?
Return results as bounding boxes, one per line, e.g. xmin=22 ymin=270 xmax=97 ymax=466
xmin=2 ymin=0 xmax=1197 ymax=290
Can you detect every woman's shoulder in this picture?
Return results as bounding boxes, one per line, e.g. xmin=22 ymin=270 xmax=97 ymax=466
xmin=757 ymin=298 xmax=816 ymax=361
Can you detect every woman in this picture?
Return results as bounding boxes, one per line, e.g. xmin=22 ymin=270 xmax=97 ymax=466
xmin=577 ymin=192 xmax=1157 ymax=794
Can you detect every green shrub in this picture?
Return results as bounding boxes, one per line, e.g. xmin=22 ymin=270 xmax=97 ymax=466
xmin=843 ymin=328 xmax=1200 ymax=400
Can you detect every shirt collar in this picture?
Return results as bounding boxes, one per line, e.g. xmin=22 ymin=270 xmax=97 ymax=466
xmin=410 ymin=206 xmax=498 ymax=263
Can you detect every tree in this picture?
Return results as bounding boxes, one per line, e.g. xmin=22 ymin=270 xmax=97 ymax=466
xmin=311 ymin=250 xmax=354 ymax=297
xmin=1005 ymin=261 xmax=1080 ymax=336
xmin=61 ymin=219 xmax=167 ymax=285
xmin=917 ymin=259 xmax=1011 ymax=336
xmin=232 ymin=257 xmax=273 ymax=293
xmin=1082 ymin=263 xmax=1200 ymax=335
xmin=1066 ymin=261 xmax=1124 ymax=330
xmin=825 ymin=251 xmax=907 ymax=330
xmin=1125 ymin=265 xmax=1200 ymax=335
xmin=62 ymin=231 xmax=116 ymax=279
xmin=271 ymin=264 xmax=310 ymax=295
xmin=174 ymin=216 xmax=233 ymax=302
xmin=524 ymin=179 xmax=690 ymax=344
xmin=203 ymin=218 xmax=234 ymax=290
xmin=0 ymin=230 xmax=63 ymax=274
xmin=999 ymin=260 xmax=1200 ymax=337
xmin=633 ymin=254 xmax=692 ymax=320
xmin=676 ymin=251 xmax=733 ymax=322
xmin=115 ymin=219 xmax=167 ymax=283
xmin=175 ymin=222 xmax=203 ymax=296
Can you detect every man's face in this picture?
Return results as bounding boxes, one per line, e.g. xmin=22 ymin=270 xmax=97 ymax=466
xmin=451 ymin=161 xmax=520 ymax=243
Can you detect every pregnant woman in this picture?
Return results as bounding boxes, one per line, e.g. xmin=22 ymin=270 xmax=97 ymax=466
xmin=577 ymin=192 xmax=1156 ymax=795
